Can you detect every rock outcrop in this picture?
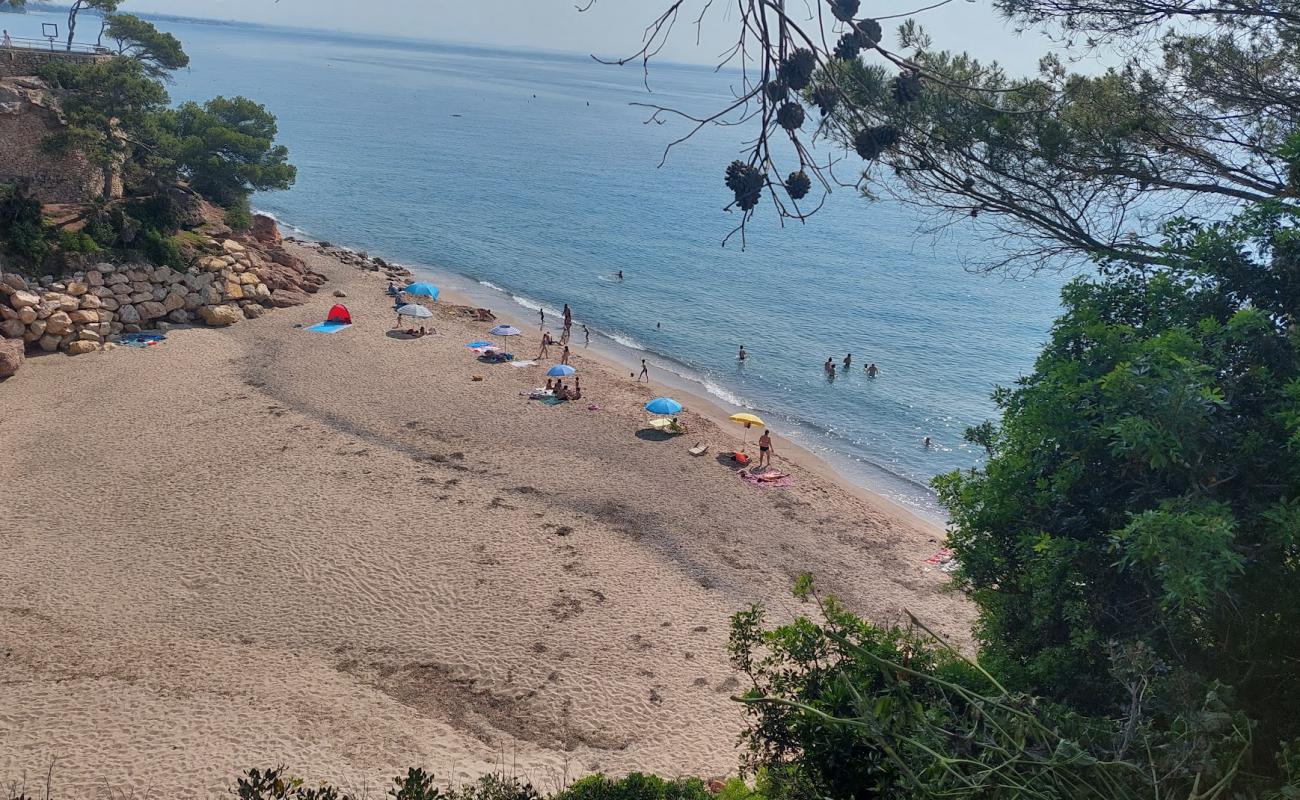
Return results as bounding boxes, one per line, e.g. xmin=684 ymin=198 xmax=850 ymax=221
xmin=0 ymin=220 xmax=326 ymax=359
xmin=0 ymin=338 xmax=24 ymax=379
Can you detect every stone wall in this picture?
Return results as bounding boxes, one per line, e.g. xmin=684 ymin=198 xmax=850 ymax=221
xmin=0 ymin=227 xmax=327 ymax=361
xmin=0 ymin=76 xmax=119 ymax=202
xmin=0 ymin=47 xmax=111 ymax=80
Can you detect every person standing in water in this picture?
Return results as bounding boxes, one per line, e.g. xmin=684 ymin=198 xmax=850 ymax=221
xmin=923 ymin=436 xmax=932 ymax=448
xmin=617 ymin=270 xmax=624 ymax=280
xmin=866 ymin=362 xmax=880 ymax=377
xmin=824 ymin=357 xmax=836 ymax=377
xmin=843 ymin=353 xmax=853 ymax=370
xmin=757 ymin=429 xmax=775 ymax=469
xmin=638 ymin=359 xmax=650 ymax=382
xmin=738 ymin=344 xmax=747 ymax=361
xmin=538 ymin=308 xmax=545 ymax=329
xmin=583 ymin=324 xmax=591 ymax=347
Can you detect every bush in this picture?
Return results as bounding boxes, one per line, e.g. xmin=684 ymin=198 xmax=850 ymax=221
xmin=225 ymin=195 xmax=254 ymax=231
xmin=57 ymin=229 xmax=102 ymax=254
xmin=553 ymin=775 xmax=707 ymax=800
xmin=4 ymin=221 xmax=51 ymax=263
xmin=140 ymin=228 xmax=184 ymax=270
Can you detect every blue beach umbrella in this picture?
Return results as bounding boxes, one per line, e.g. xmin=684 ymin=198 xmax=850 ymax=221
xmin=404 ymin=282 xmax=439 ymax=299
xmin=489 ymin=324 xmax=522 ymax=336
xmin=546 ymin=364 xmax=576 ymax=378
xmin=645 ymin=397 xmax=683 ymax=415
xmin=396 ymin=303 xmax=433 ymax=319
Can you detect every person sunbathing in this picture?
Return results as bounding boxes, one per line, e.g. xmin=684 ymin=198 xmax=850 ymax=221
xmin=545 ymin=378 xmax=555 ymax=393
xmin=669 ymin=417 xmax=688 ymax=433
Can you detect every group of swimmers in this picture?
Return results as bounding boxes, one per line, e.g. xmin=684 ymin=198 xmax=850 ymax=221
xmin=737 ymin=344 xmax=879 ymax=378
xmin=823 ymin=354 xmax=880 ymax=378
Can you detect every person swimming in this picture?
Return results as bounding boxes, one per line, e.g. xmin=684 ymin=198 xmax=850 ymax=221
xmin=923 ymin=436 xmax=932 ymax=448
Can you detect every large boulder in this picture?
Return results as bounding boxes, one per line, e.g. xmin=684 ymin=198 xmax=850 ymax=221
xmin=162 ymin=291 xmax=187 ymax=313
xmin=66 ymin=340 xmax=98 ymax=355
xmin=26 ymin=319 xmax=46 ymax=340
xmin=69 ymin=309 xmax=99 ymax=324
xmin=65 ymin=280 xmax=88 ymax=296
xmin=9 ymin=289 xmax=40 ymax=309
xmin=117 ymin=304 xmax=141 ymax=325
xmin=221 ymin=239 xmax=246 ymax=255
xmin=38 ymin=333 xmax=60 ymax=352
xmin=79 ymin=294 xmax=102 ymax=310
xmin=223 ymin=282 xmax=245 ymax=301
xmin=251 ymin=214 xmax=282 ymax=246
xmin=0 ymin=273 xmax=28 ymax=292
xmin=0 ymin=339 xmax=24 ymax=379
xmin=44 ymin=311 xmax=72 ymax=335
xmin=137 ymin=301 xmax=166 ymax=321
xmin=17 ymin=306 xmax=37 ymax=324
xmin=199 ymin=304 xmax=241 ymax=326
xmin=269 ymin=288 xmax=308 ymax=308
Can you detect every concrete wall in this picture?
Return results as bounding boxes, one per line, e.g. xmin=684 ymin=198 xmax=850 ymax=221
xmin=0 ymin=47 xmax=111 ymax=80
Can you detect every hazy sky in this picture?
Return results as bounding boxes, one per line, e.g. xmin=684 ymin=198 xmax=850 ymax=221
xmin=115 ymin=0 xmax=1068 ymax=75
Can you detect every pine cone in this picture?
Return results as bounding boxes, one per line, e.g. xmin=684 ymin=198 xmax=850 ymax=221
xmin=779 ymin=49 xmax=817 ymax=92
xmin=764 ymin=80 xmax=789 ymax=104
xmin=854 ymin=125 xmax=900 ymax=160
xmin=813 ymin=86 xmax=840 ymax=116
xmin=856 ymin=18 xmax=882 ymax=46
xmin=892 ymin=71 xmax=922 ymax=103
xmin=828 ymin=0 xmax=860 ymax=22
xmin=725 ymin=161 xmax=765 ymax=210
xmin=776 ymin=101 xmax=806 ymax=131
xmin=725 ymin=160 xmax=750 ymax=193
xmin=785 ymin=170 xmax=812 ymax=200
xmin=834 ymin=32 xmax=862 ymax=60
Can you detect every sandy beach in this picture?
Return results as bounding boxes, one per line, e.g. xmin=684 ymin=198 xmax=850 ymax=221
xmin=0 ymin=242 xmax=971 ymax=797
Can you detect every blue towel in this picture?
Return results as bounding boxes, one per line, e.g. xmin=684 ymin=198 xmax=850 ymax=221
xmin=307 ymin=322 xmax=352 ymax=333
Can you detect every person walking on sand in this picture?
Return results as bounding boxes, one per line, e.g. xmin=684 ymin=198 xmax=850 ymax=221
xmin=2 ymin=30 xmax=12 ymax=49
xmin=583 ymin=324 xmax=590 ymax=347
xmin=758 ymin=429 xmax=774 ymax=469
xmin=537 ymin=331 xmax=553 ymax=360
xmin=866 ymin=362 xmax=879 ymax=377
xmin=637 ymin=359 xmax=649 ymax=382
xmin=561 ymin=345 xmax=571 ymax=365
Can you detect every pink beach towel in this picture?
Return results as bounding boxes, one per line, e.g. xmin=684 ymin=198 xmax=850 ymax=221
xmin=738 ymin=469 xmax=793 ymax=488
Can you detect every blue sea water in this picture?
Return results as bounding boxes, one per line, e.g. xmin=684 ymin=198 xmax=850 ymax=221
xmin=17 ymin=10 xmax=1069 ymax=519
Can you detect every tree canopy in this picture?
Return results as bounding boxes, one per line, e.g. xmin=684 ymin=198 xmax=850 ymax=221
xmin=103 ymin=13 xmax=188 ymax=76
xmin=166 ymin=96 xmax=296 ymax=206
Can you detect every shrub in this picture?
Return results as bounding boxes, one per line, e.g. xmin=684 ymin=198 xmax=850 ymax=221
xmin=553 ymin=774 xmax=707 ymax=800
xmin=57 ymin=229 xmax=102 ymax=254
xmin=140 ymin=228 xmax=184 ymax=270
xmin=225 ymin=195 xmax=254 ymax=231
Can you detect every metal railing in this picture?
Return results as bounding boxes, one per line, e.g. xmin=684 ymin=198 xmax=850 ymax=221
xmin=1 ymin=36 xmax=110 ymax=55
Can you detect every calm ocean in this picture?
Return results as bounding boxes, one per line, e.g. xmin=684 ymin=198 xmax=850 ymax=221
xmin=17 ymin=10 xmax=1069 ymax=519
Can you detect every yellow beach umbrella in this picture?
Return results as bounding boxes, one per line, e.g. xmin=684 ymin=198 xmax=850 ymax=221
xmin=729 ymin=412 xmax=765 ymax=450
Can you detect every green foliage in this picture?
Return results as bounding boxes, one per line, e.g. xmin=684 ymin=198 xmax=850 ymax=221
xmin=553 ymin=774 xmax=706 ymax=800
xmin=168 ymin=96 xmax=296 ymax=207
xmin=0 ymin=183 xmax=51 ymax=263
xmin=102 ymin=13 xmax=189 ymax=77
xmin=728 ymin=582 xmax=1297 ymax=799
xmin=139 ymin=227 xmax=182 ymax=269
xmin=935 ymin=206 xmax=1300 ymax=765
xmin=56 ymin=228 xmax=101 ymax=254
xmin=225 ymin=195 xmax=253 ymax=231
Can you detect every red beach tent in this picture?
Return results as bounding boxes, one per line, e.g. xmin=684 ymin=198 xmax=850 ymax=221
xmin=326 ymin=304 xmax=352 ymax=325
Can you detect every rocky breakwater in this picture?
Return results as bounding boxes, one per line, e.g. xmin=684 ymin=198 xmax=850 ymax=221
xmin=0 ymin=219 xmax=325 ymax=379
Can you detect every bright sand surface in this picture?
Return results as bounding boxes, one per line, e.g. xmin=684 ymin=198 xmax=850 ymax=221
xmin=0 ymin=243 xmax=972 ymax=798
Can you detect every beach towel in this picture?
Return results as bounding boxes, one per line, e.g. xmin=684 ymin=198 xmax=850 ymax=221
xmin=118 ymin=332 xmax=166 ymax=348
xmin=509 ymin=360 xmax=538 ymax=368
xmin=924 ymin=548 xmax=959 ymax=573
xmin=738 ymin=469 xmax=793 ymax=488
xmin=306 ymin=321 xmax=352 ymax=333
xmin=539 ymin=395 xmax=565 ymax=406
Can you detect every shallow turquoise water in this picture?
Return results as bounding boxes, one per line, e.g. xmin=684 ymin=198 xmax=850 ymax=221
xmin=18 ymin=10 xmax=1069 ymax=517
